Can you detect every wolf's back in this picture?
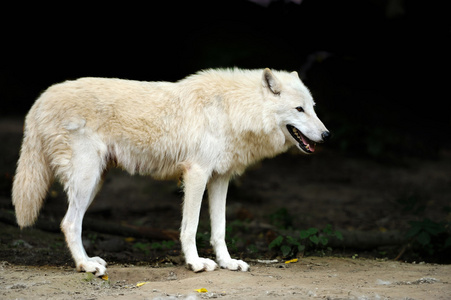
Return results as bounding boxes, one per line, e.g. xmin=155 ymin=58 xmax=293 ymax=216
xmin=12 ymin=108 xmax=53 ymax=228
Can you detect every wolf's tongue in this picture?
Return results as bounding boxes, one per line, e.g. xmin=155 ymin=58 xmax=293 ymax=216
xmin=301 ymin=135 xmax=315 ymax=152
xmin=309 ymin=142 xmax=316 ymax=152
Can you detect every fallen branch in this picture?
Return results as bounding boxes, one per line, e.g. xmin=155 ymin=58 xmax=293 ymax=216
xmin=1 ymin=209 xmax=407 ymax=249
xmin=0 ymin=210 xmax=179 ymax=241
xmin=83 ymin=219 xmax=179 ymax=241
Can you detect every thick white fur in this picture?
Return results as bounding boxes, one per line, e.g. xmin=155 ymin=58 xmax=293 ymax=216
xmin=12 ymin=68 xmax=328 ymax=275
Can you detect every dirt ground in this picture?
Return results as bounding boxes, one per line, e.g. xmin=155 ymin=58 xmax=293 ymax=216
xmin=1 ymin=117 xmax=450 ymax=299
xmin=1 ymin=258 xmax=450 ymax=299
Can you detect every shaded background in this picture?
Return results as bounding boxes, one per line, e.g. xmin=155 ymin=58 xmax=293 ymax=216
xmin=0 ymin=0 xmax=450 ymax=265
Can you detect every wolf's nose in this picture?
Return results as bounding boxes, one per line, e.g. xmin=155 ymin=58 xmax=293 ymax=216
xmin=322 ymin=131 xmax=331 ymax=142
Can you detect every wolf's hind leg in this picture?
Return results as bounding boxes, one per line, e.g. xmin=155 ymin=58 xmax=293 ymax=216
xmin=208 ymin=175 xmax=249 ymax=272
xmin=60 ymin=139 xmax=107 ymax=276
xmin=180 ymin=163 xmax=218 ymax=272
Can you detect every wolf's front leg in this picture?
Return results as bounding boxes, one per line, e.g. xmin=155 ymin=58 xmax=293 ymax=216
xmin=180 ymin=163 xmax=218 ymax=272
xmin=207 ymin=175 xmax=249 ymax=272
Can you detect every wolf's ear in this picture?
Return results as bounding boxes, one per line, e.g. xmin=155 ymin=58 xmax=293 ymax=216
xmin=262 ymin=68 xmax=281 ymax=95
xmin=291 ymin=71 xmax=299 ymax=78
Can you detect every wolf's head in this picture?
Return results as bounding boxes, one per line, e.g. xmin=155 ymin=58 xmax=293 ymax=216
xmin=262 ymin=68 xmax=330 ymax=154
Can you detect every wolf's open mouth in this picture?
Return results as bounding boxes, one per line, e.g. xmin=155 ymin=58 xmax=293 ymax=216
xmin=286 ymin=125 xmax=316 ymax=154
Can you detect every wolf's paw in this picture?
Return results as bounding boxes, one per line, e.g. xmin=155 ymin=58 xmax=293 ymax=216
xmin=187 ymin=257 xmax=218 ymax=272
xmin=89 ymin=256 xmax=107 ymax=267
xmin=76 ymin=257 xmax=107 ymax=276
xmin=218 ymin=258 xmax=249 ymax=272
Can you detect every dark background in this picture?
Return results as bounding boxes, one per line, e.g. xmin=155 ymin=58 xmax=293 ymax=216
xmin=1 ymin=0 xmax=449 ymax=159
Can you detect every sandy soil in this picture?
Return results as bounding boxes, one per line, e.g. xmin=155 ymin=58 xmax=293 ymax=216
xmin=1 ymin=258 xmax=450 ymax=299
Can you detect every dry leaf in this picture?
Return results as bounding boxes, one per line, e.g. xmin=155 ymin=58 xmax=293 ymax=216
xmin=285 ymin=258 xmax=298 ymax=264
xmin=136 ymin=281 xmax=150 ymax=287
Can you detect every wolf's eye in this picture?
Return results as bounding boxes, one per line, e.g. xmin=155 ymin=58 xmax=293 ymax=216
xmin=296 ymin=106 xmax=304 ymax=112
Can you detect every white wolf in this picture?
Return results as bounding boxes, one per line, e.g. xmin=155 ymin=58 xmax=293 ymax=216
xmin=12 ymin=68 xmax=330 ymax=275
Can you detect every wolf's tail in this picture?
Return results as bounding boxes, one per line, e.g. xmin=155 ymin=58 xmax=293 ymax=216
xmin=12 ymin=113 xmax=53 ymax=228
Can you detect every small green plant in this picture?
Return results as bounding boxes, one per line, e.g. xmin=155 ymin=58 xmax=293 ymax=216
xmin=268 ymin=208 xmax=293 ymax=229
xmin=50 ymin=241 xmax=65 ymax=250
xmin=133 ymin=240 xmax=175 ymax=255
xmin=83 ymin=272 xmax=95 ymax=282
xmin=150 ymin=240 xmax=175 ymax=250
xmin=225 ymin=220 xmax=246 ymax=252
xmin=269 ymin=235 xmax=294 ymax=257
xmin=247 ymin=244 xmax=258 ymax=254
xmin=133 ymin=242 xmax=151 ymax=255
xmin=196 ymin=231 xmax=211 ymax=249
xmin=405 ymin=218 xmax=451 ymax=256
xmin=87 ymin=233 xmax=98 ymax=245
xmin=269 ymin=224 xmax=343 ymax=258
xmin=396 ymin=193 xmax=426 ymax=214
